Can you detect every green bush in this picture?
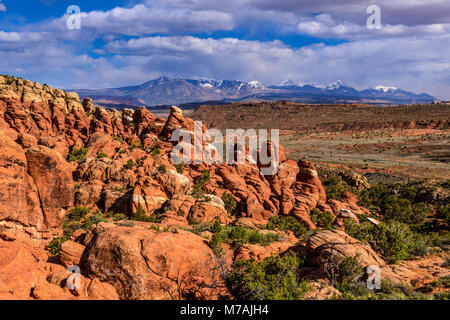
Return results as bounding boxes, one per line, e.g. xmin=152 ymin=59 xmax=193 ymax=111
xmin=62 ymin=220 xmax=84 ymax=235
xmin=67 ymin=206 xmax=89 ymax=221
xmin=437 ymin=205 xmax=450 ymax=226
xmin=210 ymin=220 xmax=222 ymax=234
xmin=344 ymin=219 xmax=428 ymax=263
xmin=67 ymin=147 xmax=88 ymax=163
xmin=83 ymin=213 xmax=108 ymax=229
xmin=174 ymin=162 xmax=184 ymax=174
xmin=133 ymin=204 xmax=160 ymax=222
xmin=113 ymin=136 xmax=123 ymax=143
xmin=210 ymin=225 xmax=281 ymax=250
xmin=222 ymin=193 xmax=237 ymax=214
xmin=150 ymin=225 xmax=160 ymax=232
xmin=338 ymin=256 xmax=364 ymax=283
xmin=129 ymin=143 xmax=144 ymax=150
xmin=47 ymin=236 xmax=69 ymax=256
xmin=267 ymin=216 xmax=308 ymax=239
xmin=310 ymin=209 xmax=335 ymax=229
xmin=357 ymin=183 xmax=433 ymax=224
xmin=123 ymin=159 xmax=134 ymax=170
xmin=151 ymin=147 xmax=161 ymax=157
xmin=113 ymin=213 xmax=127 ymax=221
xmin=226 ymin=253 xmax=310 ymax=300
xmin=318 ymin=168 xmax=355 ymax=200
xmin=158 ymin=164 xmax=167 ymax=174
xmin=192 ymin=170 xmax=211 ymax=195
xmin=97 ymin=152 xmax=108 ymax=159
xmin=187 ymin=216 xmax=200 ymax=226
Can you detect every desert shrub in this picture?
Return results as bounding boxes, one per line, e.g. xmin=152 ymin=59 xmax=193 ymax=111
xmin=192 ymin=170 xmax=211 ymax=195
xmin=97 ymin=152 xmax=108 ymax=159
xmin=174 ymin=162 xmax=184 ymax=174
xmin=187 ymin=216 xmax=200 ymax=226
xmin=266 ymin=216 xmax=308 ymax=239
xmin=436 ymin=205 xmax=450 ymax=227
xmin=150 ymin=225 xmax=160 ymax=232
xmin=323 ymin=175 xmax=346 ymax=200
xmin=150 ymin=147 xmax=161 ymax=157
xmin=344 ymin=219 xmax=425 ymax=263
xmin=67 ymin=147 xmax=88 ymax=163
xmin=188 ymin=222 xmax=211 ymax=236
xmin=83 ymin=213 xmax=108 ymax=229
xmin=123 ymin=159 xmax=134 ymax=170
xmin=2 ymin=74 xmax=18 ymax=85
xmin=410 ymin=203 xmax=431 ymax=224
xmin=210 ymin=225 xmax=281 ymax=250
xmin=210 ymin=233 xmax=223 ymax=254
xmin=113 ymin=213 xmax=127 ymax=221
xmin=222 ymin=193 xmax=237 ymax=214
xmin=112 ymin=136 xmax=123 ymax=143
xmin=62 ymin=220 xmax=84 ymax=235
xmin=339 ymin=256 xmax=365 ymax=283
xmin=67 ymin=206 xmax=89 ymax=221
xmin=210 ymin=220 xmax=222 ymax=234
xmin=427 ymin=231 xmax=450 ymax=249
xmin=438 ymin=179 xmax=450 ymax=189
xmin=133 ymin=204 xmax=160 ymax=223
xmin=226 ymin=253 xmax=309 ymax=300
xmin=358 ymin=183 xmax=435 ymax=225
xmin=129 ymin=143 xmax=144 ymax=150
xmin=431 ymin=276 xmax=450 ymax=289
xmin=47 ymin=236 xmax=69 ymax=256
xmin=334 ymin=278 xmax=371 ymax=300
xmin=310 ymin=209 xmax=335 ymax=229
xmin=433 ymin=292 xmax=450 ymax=300
xmin=318 ymin=169 xmax=355 ymax=200
xmin=158 ymin=164 xmax=167 ymax=174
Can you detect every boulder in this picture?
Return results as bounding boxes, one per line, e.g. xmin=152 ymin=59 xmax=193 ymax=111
xmin=306 ymin=230 xmax=385 ymax=270
xmin=60 ymin=240 xmax=86 ymax=268
xmin=156 ymin=170 xmax=191 ymax=197
xmin=81 ymin=222 xmax=226 ymax=300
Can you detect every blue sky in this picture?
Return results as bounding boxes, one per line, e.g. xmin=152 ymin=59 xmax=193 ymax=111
xmin=0 ymin=0 xmax=449 ymax=98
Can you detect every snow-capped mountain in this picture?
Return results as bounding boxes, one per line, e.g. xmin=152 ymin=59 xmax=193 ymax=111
xmin=73 ymin=77 xmax=436 ymax=106
xmin=373 ymin=85 xmax=399 ymax=93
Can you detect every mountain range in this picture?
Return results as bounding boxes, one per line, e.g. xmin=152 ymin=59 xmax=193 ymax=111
xmin=72 ymin=76 xmax=436 ymax=107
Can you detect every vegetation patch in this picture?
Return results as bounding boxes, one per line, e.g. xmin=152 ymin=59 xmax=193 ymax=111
xmin=226 ymin=253 xmax=310 ymax=300
xmin=222 ymin=193 xmax=237 ymax=215
xmin=310 ymin=208 xmax=335 ymax=229
xmin=266 ymin=215 xmax=308 ymax=239
xmin=67 ymin=147 xmax=88 ymax=163
xmin=210 ymin=225 xmax=281 ymax=252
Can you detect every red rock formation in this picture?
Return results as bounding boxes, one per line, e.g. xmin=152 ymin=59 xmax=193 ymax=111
xmin=1 ymin=78 xmax=442 ymax=300
xmin=81 ymin=222 xmax=226 ymax=300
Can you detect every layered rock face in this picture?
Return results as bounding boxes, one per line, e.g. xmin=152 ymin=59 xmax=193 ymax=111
xmin=0 ymin=77 xmax=444 ymax=300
